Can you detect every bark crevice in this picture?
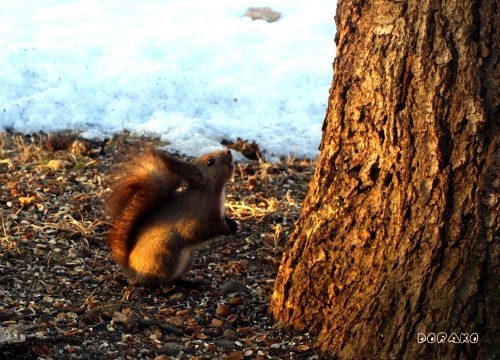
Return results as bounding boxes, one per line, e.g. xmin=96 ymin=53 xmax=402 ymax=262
xmin=270 ymin=0 xmax=499 ymax=358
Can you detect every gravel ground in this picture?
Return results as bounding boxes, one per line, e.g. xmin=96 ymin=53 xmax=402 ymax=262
xmin=0 ymin=131 xmax=321 ymax=360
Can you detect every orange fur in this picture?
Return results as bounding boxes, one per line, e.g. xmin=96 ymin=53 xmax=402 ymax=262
xmin=106 ymin=149 xmax=182 ymax=266
xmin=105 ymin=148 xmax=238 ymax=287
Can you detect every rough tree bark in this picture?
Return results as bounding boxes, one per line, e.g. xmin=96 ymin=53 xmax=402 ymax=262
xmin=270 ymin=0 xmax=499 ymax=359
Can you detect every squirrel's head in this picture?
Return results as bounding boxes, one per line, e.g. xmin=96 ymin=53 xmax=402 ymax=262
xmin=193 ymin=149 xmax=234 ymax=190
xmin=159 ymin=149 xmax=234 ymax=191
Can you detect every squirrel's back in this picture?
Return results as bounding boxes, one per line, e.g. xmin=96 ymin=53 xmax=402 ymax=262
xmin=105 ymin=148 xmax=237 ymax=287
xmin=106 ymin=149 xmax=183 ymax=267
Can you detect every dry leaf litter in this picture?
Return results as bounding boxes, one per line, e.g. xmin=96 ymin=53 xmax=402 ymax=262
xmin=0 ymin=131 xmax=321 ymax=359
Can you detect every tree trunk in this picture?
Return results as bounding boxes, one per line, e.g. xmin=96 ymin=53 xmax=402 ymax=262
xmin=269 ymin=0 xmax=499 ymax=359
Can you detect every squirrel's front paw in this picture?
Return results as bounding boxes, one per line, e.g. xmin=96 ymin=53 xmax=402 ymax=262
xmin=225 ymin=216 xmax=238 ymax=234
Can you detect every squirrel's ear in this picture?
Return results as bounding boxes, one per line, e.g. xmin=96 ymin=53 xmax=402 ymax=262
xmin=158 ymin=151 xmax=207 ymax=185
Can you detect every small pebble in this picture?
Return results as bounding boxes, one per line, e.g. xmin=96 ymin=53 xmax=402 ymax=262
xmin=169 ymin=293 xmax=185 ymax=303
xmin=216 ymin=304 xmax=232 ymax=317
xmin=228 ymin=296 xmax=244 ymax=306
xmin=157 ymin=342 xmax=187 ymax=354
xmin=236 ymin=326 xmax=250 ymax=335
xmin=212 ymin=318 xmax=224 ymax=327
xmin=222 ymin=328 xmax=239 ymax=341
xmin=214 ymin=340 xmax=238 ymax=350
xmin=221 ymin=281 xmax=246 ymax=294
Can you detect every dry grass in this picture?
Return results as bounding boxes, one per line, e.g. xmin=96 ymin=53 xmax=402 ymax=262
xmin=0 ymin=131 xmax=318 ymax=359
xmin=0 ymin=215 xmax=19 ymax=252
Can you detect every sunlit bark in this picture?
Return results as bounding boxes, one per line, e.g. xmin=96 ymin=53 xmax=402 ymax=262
xmin=270 ymin=0 xmax=499 ymax=358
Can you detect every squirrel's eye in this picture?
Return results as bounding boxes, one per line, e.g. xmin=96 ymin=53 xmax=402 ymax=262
xmin=207 ymin=158 xmax=216 ymax=166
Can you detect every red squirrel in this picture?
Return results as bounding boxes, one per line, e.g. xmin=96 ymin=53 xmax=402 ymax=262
xmin=106 ymin=148 xmax=237 ymax=287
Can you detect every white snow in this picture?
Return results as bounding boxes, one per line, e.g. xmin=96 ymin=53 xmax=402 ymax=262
xmin=0 ymin=0 xmax=336 ymax=160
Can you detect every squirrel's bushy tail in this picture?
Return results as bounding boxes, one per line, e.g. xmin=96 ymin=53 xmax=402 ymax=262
xmin=106 ymin=149 xmax=181 ymax=267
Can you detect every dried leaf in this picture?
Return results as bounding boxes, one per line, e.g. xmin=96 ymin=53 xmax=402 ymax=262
xmin=18 ymin=195 xmax=36 ymax=206
xmin=32 ymin=345 xmax=53 ymax=358
xmin=0 ymin=132 xmax=318 ymax=359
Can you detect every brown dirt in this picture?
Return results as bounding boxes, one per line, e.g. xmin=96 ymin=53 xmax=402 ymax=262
xmin=0 ymin=131 xmax=321 ymax=360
